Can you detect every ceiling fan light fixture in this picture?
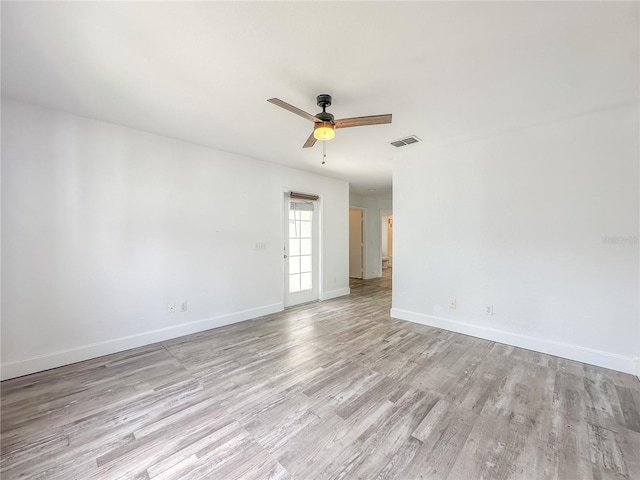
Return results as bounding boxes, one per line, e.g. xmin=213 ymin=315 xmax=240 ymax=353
xmin=313 ymin=121 xmax=335 ymax=141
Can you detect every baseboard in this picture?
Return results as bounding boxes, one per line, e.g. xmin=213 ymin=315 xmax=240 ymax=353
xmin=390 ymin=308 xmax=638 ymax=375
xmin=320 ymin=287 xmax=351 ymax=301
xmin=1 ymin=302 xmax=283 ymax=381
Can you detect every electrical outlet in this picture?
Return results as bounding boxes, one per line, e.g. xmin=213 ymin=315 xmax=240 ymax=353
xmin=449 ymin=299 xmax=456 ymax=309
xmin=485 ymin=305 xmax=494 ymax=315
xmin=168 ymin=303 xmax=175 ymax=313
xmin=181 ymin=302 xmax=188 ymax=312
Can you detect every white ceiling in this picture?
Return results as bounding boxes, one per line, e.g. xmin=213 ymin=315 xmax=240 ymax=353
xmin=2 ymin=2 xmax=638 ymax=197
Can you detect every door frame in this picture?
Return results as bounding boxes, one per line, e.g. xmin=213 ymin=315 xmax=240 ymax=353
xmin=281 ymin=189 xmax=324 ymax=307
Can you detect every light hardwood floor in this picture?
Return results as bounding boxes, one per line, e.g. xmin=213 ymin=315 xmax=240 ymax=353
xmin=2 ymin=270 xmax=640 ymax=479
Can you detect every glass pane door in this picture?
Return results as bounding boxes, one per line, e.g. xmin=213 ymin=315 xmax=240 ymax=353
xmin=289 ymin=207 xmax=312 ymax=292
xmin=284 ymin=196 xmax=318 ymax=307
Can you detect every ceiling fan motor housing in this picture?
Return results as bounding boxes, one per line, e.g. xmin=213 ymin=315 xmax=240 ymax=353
xmin=316 ymin=111 xmax=334 ymax=122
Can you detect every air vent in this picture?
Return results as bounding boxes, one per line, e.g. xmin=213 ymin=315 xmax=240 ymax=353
xmin=390 ymin=135 xmax=421 ymax=147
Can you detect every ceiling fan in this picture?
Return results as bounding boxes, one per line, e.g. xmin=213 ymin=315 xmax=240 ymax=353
xmin=267 ymin=94 xmax=392 ymax=148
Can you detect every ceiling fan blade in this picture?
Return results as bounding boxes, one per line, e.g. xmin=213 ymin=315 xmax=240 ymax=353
xmin=303 ymin=131 xmax=317 ymax=148
xmin=334 ymin=114 xmax=392 ymax=129
xmin=267 ymin=98 xmax=320 ymax=123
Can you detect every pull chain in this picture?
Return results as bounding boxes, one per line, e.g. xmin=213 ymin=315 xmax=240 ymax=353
xmin=322 ymin=140 xmax=326 ymax=165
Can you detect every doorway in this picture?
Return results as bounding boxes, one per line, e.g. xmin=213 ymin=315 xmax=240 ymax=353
xmin=381 ymin=211 xmax=393 ymax=272
xmin=349 ymin=208 xmax=365 ymax=279
xmin=284 ymin=194 xmax=319 ymax=307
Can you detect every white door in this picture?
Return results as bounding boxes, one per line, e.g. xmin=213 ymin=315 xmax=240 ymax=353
xmin=349 ymin=208 xmax=364 ymax=278
xmin=284 ymin=195 xmax=318 ymax=307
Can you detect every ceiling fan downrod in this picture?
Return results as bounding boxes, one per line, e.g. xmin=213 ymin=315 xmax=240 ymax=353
xmin=315 ymin=94 xmax=335 ymax=123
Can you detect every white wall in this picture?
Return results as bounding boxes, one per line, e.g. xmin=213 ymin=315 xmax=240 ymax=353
xmin=349 ymin=194 xmax=392 ymax=279
xmin=392 ymin=104 xmax=640 ymax=374
xmin=1 ymin=99 xmax=350 ymax=380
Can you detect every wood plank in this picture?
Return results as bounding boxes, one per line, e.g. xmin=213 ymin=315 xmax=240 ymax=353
xmin=587 ymin=423 xmax=628 ymax=478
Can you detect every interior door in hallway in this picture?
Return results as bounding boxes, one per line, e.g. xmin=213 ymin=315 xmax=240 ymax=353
xmin=349 ymin=208 xmax=364 ymax=279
